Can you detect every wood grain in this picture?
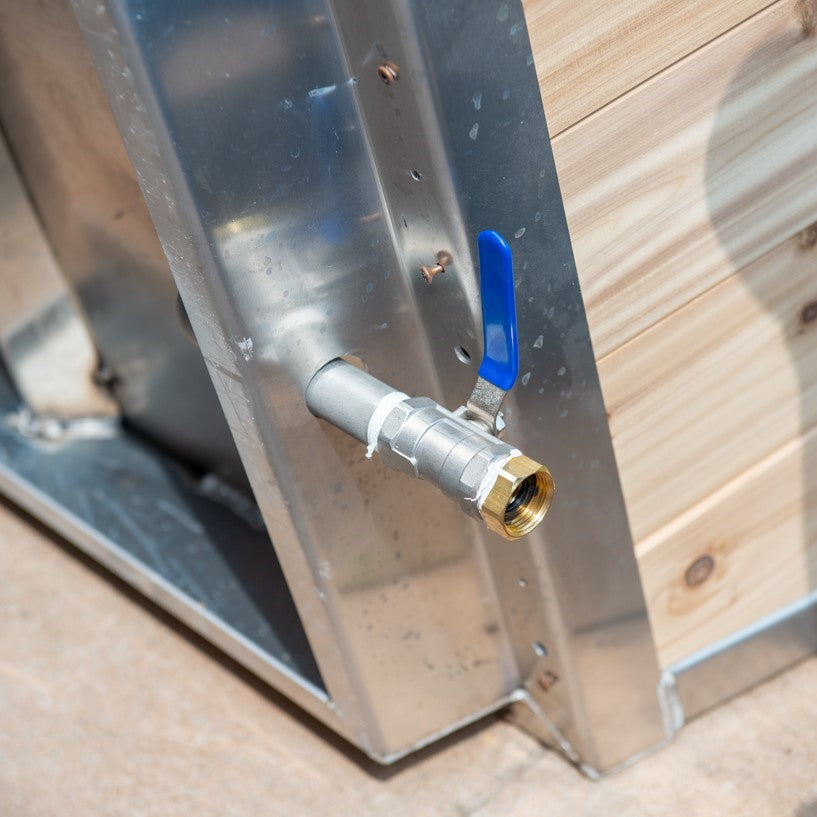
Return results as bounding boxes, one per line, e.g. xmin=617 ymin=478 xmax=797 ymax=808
xmin=551 ymin=0 xmax=817 ymax=359
xmin=523 ymin=0 xmax=770 ymax=136
xmin=601 ymin=230 xmax=817 ymax=542
xmin=637 ymin=423 xmax=817 ymax=666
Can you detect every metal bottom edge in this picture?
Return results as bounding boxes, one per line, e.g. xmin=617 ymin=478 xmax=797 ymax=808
xmin=662 ymin=589 xmax=817 ymax=729
xmin=0 ymin=372 xmax=349 ymax=732
xmin=0 ymin=372 xmax=520 ymax=764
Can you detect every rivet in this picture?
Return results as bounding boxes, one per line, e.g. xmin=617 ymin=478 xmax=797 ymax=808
xmin=377 ymin=61 xmax=400 ymax=85
xmin=685 ymin=554 xmax=715 ymax=587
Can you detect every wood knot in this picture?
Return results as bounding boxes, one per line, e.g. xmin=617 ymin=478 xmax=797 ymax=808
xmin=797 ymin=0 xmax=817 ymax=35
xmin=801 ymin=300 xmax=817 ymax=326
xmin=799 ymin=222 xmax=817 ymax=248
xmin=685 ymin=554 xmax=715 ymax=587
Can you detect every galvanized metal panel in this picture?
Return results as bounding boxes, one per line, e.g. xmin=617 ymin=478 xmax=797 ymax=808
xmin=0 ymin=0 xmax=245 ymax=485
xmin=57 ymin=0 xmax=666 ymax=767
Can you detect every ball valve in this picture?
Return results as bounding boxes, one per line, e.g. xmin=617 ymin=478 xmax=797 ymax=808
xmin=306 ymin=231 xmax=554 ymax=539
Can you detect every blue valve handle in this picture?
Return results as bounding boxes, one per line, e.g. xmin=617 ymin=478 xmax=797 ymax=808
xmin=476 ymin=230 xmax=519 ymax=392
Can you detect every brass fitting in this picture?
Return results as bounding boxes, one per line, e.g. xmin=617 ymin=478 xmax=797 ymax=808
xmin=480 ymin=455 xmax=554 ymax=539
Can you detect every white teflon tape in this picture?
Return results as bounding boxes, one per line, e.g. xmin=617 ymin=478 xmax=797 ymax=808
xmin=365 ymin=391 xmax=410 ymax=458
xmin=474 ymin=449 xmax=522 ymax=509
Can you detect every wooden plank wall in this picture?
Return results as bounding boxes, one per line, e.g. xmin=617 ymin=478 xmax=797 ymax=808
xmin=524 ymin=0 xmax=817 ymax=666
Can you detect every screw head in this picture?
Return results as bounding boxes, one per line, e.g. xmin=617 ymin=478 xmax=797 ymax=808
xmin=420 ymin=263 xmax=444 ymax=283
xmin=420 ymin=251 xmax=453 ymax=283
xmin=378 ymin=61 xmax=399 ymax=85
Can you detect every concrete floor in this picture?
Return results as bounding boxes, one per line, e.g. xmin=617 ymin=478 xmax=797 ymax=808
xmin=1 ymin=499 xmax=816 ymax=817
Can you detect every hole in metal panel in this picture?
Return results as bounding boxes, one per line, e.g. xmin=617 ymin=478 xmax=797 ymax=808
xmin=454 ymin=346 xmax=471 ymax=364
xmin=533 ymin=641 xmax=548 ymax=657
